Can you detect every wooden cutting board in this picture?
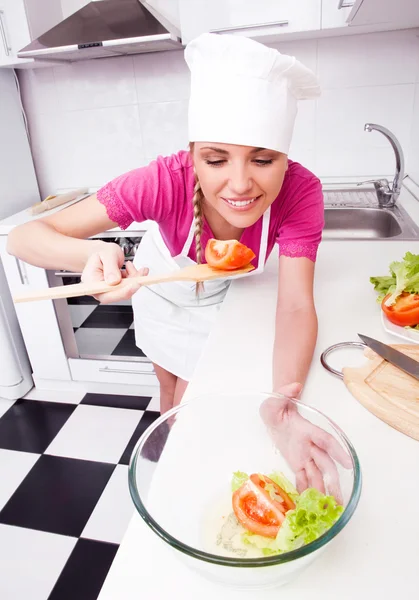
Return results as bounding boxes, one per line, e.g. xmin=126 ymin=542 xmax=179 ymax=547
xmin=343 ymin=344 xmax=419 ymax=441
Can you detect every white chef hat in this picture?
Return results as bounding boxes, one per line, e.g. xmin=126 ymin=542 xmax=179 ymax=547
xmin=184 ymin=32 xmax=320 ymax=154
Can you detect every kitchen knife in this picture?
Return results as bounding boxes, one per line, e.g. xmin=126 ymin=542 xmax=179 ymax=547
xmin=358 ymin=333 xmax=419 ymax=381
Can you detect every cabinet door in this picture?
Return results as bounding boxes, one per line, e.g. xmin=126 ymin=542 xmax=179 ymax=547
xmin=321 ymin=0 xmax=354 ymax=30
xmin=0 ymin=239 xmax=72 ymax=381
xmin=0 ymin=0 xmax=31 ymax=66
xmin=347 ymin=0 xmax=419 ymax=28
xmin=180 ymin=0 xmax=321 ymax=44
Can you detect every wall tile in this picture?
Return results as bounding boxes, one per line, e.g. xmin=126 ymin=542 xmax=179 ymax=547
xmin=318 ymin=29 xmax=419 ymax=89
xmin=316 ymin=84 xmax=415 ymax=177
xmin=138 ymin=100 xmax=189 ymax=157
xmin=268 ymin=38 xmax=317 ymax=74
xmin=54 ymin=57 xmax=137 ymax=111
xmin=408 ymin=83 xmax=419 ymax=185
xmin=19 ymin=29 xmax=419 ymax=190
xmin=17 ymin=68 xmax=58 ymax=116
xmin=133 ymin=49 xmax=190 ymax=103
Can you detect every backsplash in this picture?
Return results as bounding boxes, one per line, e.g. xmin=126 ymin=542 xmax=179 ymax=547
xmin=18 ymin=28 xmax=419 ymax=198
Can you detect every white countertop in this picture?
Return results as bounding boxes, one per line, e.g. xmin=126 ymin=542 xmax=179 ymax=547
xmin=98 ymin=236 xmax=419 ymax=599
xmin=0 ymin=188 xmax=153 ymax=236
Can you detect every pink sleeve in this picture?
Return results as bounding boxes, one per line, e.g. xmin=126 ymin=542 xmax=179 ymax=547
xmin=276 ymin=177 xmax=324 ymax=262
xmin=96 ymin=155 xmax=177 ymax=230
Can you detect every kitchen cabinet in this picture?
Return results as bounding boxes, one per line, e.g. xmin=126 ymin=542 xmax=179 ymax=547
xmin=0 ymin=0 xmax=62 ymax=68
xmin=321 ymin=0 xmax=354 ymax=30
xmin=347 ymin=0 xmax=419 ymax=28
xmin=179 ymin=0 xmax=321 ymax=45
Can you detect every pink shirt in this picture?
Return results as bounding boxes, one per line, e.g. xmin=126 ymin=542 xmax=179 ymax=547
xmin=96 ymin=150 xmax=324 ymax=265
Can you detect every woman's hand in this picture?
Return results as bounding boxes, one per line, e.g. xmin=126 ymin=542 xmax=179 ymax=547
xmin=82 ymin=242 xmax=148 ymax=304
xmin=260 ymin=383 xmax=352 ymax=504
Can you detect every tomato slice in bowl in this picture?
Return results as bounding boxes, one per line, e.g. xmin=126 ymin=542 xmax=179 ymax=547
xmin=205 ymin=239 xmax=256 ymax=271
xmin=382 ymin=292 xmax=419 ymax=327
xmin=232 ymin=474 xmax=296 ymax=538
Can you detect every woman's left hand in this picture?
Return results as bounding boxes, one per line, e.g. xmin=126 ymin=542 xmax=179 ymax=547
xmin=260 ymin=383 xmax=352 ymax=504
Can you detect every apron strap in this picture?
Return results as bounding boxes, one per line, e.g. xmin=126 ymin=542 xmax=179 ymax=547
xmin=181 ymin=215 xmax=197 ymax=257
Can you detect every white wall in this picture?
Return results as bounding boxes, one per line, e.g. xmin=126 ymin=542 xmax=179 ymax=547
xmin=18 ymin=28 xmax=419 ymax=198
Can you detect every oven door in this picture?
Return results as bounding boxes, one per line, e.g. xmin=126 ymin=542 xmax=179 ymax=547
xmin=50 ymin=233 xmax=148 ymax=363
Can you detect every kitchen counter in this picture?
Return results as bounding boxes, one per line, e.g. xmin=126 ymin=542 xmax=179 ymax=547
xmin=98 ymin=239 xmax=419 ymax=599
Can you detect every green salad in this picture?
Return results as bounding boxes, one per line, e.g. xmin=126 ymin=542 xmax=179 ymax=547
xmin=370 ymin=252 xmax=419 ymax=330
xmin=220 ymin=471 xmax=344 ymax=557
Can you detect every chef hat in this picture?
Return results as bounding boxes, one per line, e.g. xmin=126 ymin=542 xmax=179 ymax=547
xmin=184 ymin=32 xmax=320 ymax=154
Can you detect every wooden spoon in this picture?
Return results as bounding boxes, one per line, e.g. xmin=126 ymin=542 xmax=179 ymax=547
xmin=13 ymin=263 xmax=255 ymax=303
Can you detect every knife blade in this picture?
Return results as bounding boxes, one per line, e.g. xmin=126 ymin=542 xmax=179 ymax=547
xmin=358 ymin=334 xmax=419 ymax=381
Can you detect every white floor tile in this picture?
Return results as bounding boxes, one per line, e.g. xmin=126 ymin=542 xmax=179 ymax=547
xmin=129 ymin=321 xmax=135 ymax=329
xmin=23 ymin=387 xmax=85 ymax=405
xmin=81 ymin=465 xmax=134 ymax=544
xmin=147 ymin=396 xmax=160 ymax=411
xmin=0 ymin=525 xmax=77 ymax=600
xmin=45 ymin=405 xmax=143 ymax=463
xmin=74 ymin=327 xmax=126 ymax=356
xmin=69 ymin=304 xmax=96 ymax=328
xmin=0 ymin=397 xmax=14 ymax=418
xmin=0 ymin=450 xmax=40 ymax=511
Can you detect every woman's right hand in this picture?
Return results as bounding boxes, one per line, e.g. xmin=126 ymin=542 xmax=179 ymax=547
xmin=82 ymin=242 xmax=148 ymax=304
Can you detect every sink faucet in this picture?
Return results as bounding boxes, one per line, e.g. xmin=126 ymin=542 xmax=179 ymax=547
xmin=362 ymin=123 xmax=405 ymax=208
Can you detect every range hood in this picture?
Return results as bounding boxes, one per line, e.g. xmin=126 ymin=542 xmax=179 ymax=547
xmin=17 ymin=0 xmax=183 ymax=62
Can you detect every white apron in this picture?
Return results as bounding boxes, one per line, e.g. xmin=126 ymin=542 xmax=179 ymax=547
xmin=132 ymin=208 xmax=271 ymax=381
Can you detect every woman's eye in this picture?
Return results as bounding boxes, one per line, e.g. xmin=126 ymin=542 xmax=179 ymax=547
xmin=253 ymin=159 xmax=273 ymax=166
xmin=205 ymin=159 xmax=226 ymax=166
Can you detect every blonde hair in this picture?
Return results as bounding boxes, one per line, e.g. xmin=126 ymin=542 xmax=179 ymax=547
xmin=190 ymin=142 xmax=204 ymax=295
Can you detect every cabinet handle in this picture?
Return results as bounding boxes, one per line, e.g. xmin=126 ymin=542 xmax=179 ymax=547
xmin=211 ymin=20 xmax=289 ymax=34
xmin=16 ymin=259 xmax=29 ymax=285
xmin=99 ymin=366 xmax=155 ymax=375
xmin=55 ymin=272 xmax=83 ymax=278
xmin=0 ymin=11 xmax=12 ymax=56
xmin=338 ymin=1 xmax=355 ymax=8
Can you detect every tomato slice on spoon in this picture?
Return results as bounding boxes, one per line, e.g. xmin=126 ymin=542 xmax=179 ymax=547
xmin=382 ymin=292 xmax=419 ymax=327
xmin=205 ymin=239 xmax=256 ymax=270
xmin=232 ymin=474 xmax=296 ymax=538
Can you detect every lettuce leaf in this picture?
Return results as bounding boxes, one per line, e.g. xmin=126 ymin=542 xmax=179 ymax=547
xmin=241 ymin=487 xmax=344 ymax=556
xmin=370 ymin=252 xmax=419 ymax=305
xmin=265 ymin=471 xmax=299 ymax=502
xmin=231 ymin=471 xmax=249 ymax=492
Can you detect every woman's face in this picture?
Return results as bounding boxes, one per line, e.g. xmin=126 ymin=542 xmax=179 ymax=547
xmin=192 ymin=142 xmax=288 ymax=228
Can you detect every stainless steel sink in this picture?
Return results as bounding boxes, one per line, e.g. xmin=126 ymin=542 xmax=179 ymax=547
xmin=322 ymin=188 xmax=419 ymax=240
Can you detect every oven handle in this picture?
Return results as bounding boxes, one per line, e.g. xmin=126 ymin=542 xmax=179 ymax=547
xmin=99 ymin=366 xmax=155 ymax=375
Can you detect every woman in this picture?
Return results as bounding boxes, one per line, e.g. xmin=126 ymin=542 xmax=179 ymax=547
xmin=7 ymin=33 xmax=350 ymax=495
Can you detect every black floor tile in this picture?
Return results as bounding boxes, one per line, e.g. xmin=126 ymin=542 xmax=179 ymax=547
xmin=81 ymin=392 xmax=151 ymax=411
xmin=80 ymin=305 xmax=134 ymax=329
xmin=0 ymin=400 xmax=76 ymax=453
xmin=111 ymin=329 xmax=145 ymax=357
xmin=0 ymin=455 xmax=115 ymax=537
xmin=48 ymin=538 xmax=118 ymax=600
xmin=67 ymin=296 xmax=99 ymax=306
xmin=119 ymin=411 xmax=161 ymax=465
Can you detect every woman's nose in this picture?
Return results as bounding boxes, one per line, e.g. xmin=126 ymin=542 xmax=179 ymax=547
xmin=228 ymin=167 xmax=253 ymax=195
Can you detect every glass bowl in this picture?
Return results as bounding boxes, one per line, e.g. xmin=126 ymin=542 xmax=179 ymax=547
xmin=128 ymin=392 xmax=361 ymax=590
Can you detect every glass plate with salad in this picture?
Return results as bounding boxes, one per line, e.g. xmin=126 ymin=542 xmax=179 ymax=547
xmin=128 ymin=391 xmax=361 ymax=590
xmin=371 ymin=251 xmax=419 ymax=344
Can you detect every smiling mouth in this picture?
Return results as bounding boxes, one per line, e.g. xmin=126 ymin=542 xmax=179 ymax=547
xmin=223 ymin=196 xmax=261 ymax=208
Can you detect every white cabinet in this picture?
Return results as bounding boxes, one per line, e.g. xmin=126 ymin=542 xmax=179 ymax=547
xmin=0 ymin=0 xmax=62 ymax=68
xmin=0 ymin=239 xmax=72 ymax=381
xmin=347 ymin=0 xmax=419 ymax=28
xmin=321 ymin=0 xmax=354 ymax=30
xmin=180 ymin=0 xmax=321 ymax=44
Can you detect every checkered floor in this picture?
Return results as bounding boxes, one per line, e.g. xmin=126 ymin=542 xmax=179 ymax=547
xmin=69 ymin=299 xmax=145 ymax=360
xmin=0 ymin=387 xmax=160 ymax=600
